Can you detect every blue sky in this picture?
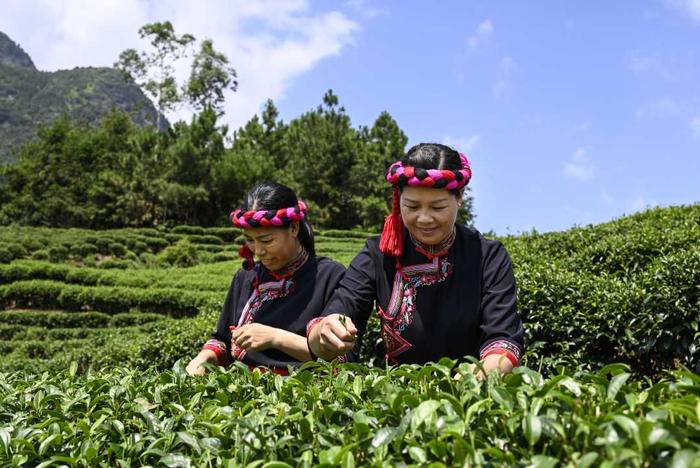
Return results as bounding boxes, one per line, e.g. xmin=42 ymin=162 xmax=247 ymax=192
xmin=2 ymin=0 xmax=699 ymax=234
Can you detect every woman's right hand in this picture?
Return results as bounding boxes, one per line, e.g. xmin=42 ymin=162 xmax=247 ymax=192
xmin=186 ymin=349 xmax=218 ymax=376
xmin=186 ymin=358 xmax=207 ymax=376
xmin=309 ymin=314 xmax=358 ymax=360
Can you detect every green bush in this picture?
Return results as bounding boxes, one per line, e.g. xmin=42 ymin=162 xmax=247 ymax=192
xmin=95 ymin=237 xmax=111 ymax=254
xmin=142 ymin=236 xmax=169 ymax=252
xmin=0 ymin=363 xmax=698 ymax=466
xmin=30 ymin=249 xmax=48 ymax=261
xmin=108 ymin=242 xmax=128 ymax=257
xmin=157 ymin=239 xmax=199 ymax=267
xmin=171 ymin=225 xmax=205 ymax=235
xmin=0 ymin=246 xmax=12 ymax=263
xmin=108 ymin=312 xmax=164 ymax=327
xmin=210 ymin=252 xmax=234 ymax=263
xmin=6 ymin=243 xmax=27 ymax=259
xmin=19 ymin=237 xmax=44 ymax=252
xmin=99 ymin=258 xmax=131 ymax=269
xmin=47 ymin=245 xmax=69 ymax=262
xmin=71 ymin=242 xmax=98 ymax=257
xmin=0 ymin=280 xmax=219 ymax=316
xmin=0 ymin=310 xmax=111 ymax=328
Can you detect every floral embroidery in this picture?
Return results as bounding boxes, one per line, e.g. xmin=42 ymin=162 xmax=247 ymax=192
xmin=480 ymin=339 xmax=522 ymax=366
xmin=230 ymin=278 xmax=295 ymax=361
xmin=203 ymin=339 xmax=228 ymax=366
xmin=378 ymin=256 xmax=453 ymax=362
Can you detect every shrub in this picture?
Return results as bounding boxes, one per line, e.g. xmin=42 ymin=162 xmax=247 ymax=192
xmin=71 ymin=242 xmax=98 ymax=257
xmin=30 ymin=249 xmax=49 ymax=261
xmin=47 ymin=245 xmax=69 ymax=262
xmin=0 ymin=246 xmax=12 ymax=264
xmin=157 ymin=239 xmax=199 ymax=267
xmin=107 ymin=242 xmax=128 ymax=257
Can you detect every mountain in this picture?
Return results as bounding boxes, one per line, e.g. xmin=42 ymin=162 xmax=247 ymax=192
xmin=0 ymin=31 xmax=167 ymax=164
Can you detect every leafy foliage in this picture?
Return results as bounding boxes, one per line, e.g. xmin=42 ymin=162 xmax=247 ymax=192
xmin=0 ymin=97 xmax=422 ymax=232
xmin=0 ymin=361 xmax=698 ymax=466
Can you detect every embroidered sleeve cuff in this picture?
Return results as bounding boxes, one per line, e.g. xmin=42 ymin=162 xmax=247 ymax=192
xmin=203 ymin=339 xmax=228 ymax=367
xmin=306 ymin=317 xmax=325 ymax=337
xmin=480 ymin=339 xmax=521 ymax=367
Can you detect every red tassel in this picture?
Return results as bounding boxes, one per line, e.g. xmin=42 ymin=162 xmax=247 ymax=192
xmin=379 ymin=187 xmax=404 ymax=257
xmin=238 ymin=244 xmax=255 ymax=270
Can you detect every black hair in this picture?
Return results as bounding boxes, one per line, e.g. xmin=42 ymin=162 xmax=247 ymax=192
xmin=400 ymin=143 xmax=464 ymax=197
xmin=242 ymin=181 xmax=316 ymax=256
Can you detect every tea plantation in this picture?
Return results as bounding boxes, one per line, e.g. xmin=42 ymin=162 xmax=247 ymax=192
xmin=0 ymin=205 xmax=699 ymax=466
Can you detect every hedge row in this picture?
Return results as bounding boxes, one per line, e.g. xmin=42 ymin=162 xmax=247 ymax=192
xmin=0 ymin=310 xmax=164 ymax=329
xmin=0 ymin=260 xmax=234 ymax=292
xmin=0 ymin=280 xmax=220 ymax=316
xmin=517 ymin=244 xmax=700 ymax=375
xmin=0 ymin=362 xmax=698 ymax=466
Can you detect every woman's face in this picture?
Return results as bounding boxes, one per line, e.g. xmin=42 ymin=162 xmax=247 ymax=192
xmin=400 ymin=186 xmax=460 ymax=244
xmin=243 ymin=221 xmax=300 ymax=272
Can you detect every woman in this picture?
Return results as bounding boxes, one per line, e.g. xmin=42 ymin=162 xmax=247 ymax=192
xmin=186 ymin=182 xmax=345 ymax=376
xmin=307 ymin=143 xmax=525 ymax=377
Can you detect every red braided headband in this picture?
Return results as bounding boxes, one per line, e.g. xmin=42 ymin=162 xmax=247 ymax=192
xmin=230 ymin=200 xmax=307 ymax=229
xmin=386 ymin=152 xmax=472 ymax=189
xmin=380 ymin=152 xmax=472 ymax=257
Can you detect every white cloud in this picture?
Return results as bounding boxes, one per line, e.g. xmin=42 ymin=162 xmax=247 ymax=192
xmin=442 ymin=134 xmax=480 ymax=153
xmin=346 ymin=0 xmax=387 ymax=18
xmin=691 ymin=116 xmax=700 ymax=138
xmin=634 ymin=98 xmax=684 ymax=119
xmin=563 ymin=147 xmax=596 ymax=181
xmin=600 ymin=188 xmax=615 ymax=205
xmin=467 ymin=19 xmax=493 ymax=49
xmin=573 ymin=121 xmax=591 ymax=132
xmin=626 ymin=52 xmax=679 ymax=81
xmin=0 ymin=0 xmax=359 ymax=131
xmin=629 ymin=195 xmax=659 ymax=212
xmin=493 ymin=56 xmax=514 ymax=99
xmin=666 ymin=0 xmax=700 ymax=22
xmin=627 ymin=54 xmax=658 ymax=73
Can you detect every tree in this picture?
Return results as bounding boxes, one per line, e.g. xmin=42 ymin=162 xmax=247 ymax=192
xmin=185 ymin=39 xmax=238 ymax=115
xmin=260 ymin=100 xmax=288 ymax=172
xmin=352 ymin=111 xmax=408 ymax=230
xmin=285 ymin=90 xmax=362 ymax=229
xmin=115 ymin=21 xmax=195 ymax=129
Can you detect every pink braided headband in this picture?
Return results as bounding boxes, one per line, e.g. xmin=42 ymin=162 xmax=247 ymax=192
xmin=386 ymin=152 xmax=472 ymax=189
xmin=230 ymin=200 xmax=307 ymax=228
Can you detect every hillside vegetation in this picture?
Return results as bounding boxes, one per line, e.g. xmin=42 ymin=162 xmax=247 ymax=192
xmin=0 ymin=205 xmax=698 ymax=465
xmin=0 ymin=31 xmax=163 ymax=163
xmin=0 ymin=204 xmax=697 ymax=375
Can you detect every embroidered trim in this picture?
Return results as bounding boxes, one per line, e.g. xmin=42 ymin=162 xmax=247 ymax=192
xmin=230 ymin=278 xmax=295 ymax=361
xmin=378 ymin=256 xmax=453 ymax=362
xmin=410 ymin=227 xmax=456 ymax=259
xmin=271 ymin=248 xmax=309 ymax=280
xmin=480 ymin=339 xmax=522 ymax=366
xmin=203 ymin=339 xmax=228 ymax=366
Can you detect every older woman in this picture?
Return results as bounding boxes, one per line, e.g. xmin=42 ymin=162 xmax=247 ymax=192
xmin=187 ymin=182 xmax=345 ymax=376
xmin=307 ymin=143 xmax=524 ymax=376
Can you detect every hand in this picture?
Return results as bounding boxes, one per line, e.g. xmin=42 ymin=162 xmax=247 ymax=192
xmin=311 ymin=314 xmax=357 ymax=360
xmin=231 ymin=323 xmax=279 ymax=352
xmin=186 ymin=358 xmax=207 ymax=377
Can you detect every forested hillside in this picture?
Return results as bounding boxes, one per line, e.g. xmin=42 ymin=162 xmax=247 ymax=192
xmin=0 ymin=31 xmax=164 ymax=163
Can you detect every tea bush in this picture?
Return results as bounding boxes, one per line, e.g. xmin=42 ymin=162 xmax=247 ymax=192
xmin=0 ymin=361 xmax=698 ymax=466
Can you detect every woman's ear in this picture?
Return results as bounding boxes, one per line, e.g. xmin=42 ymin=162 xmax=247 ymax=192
xmin=290 ymin=220 xmax=300 ymax=237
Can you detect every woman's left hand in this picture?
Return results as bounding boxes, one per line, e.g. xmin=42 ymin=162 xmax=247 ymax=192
xmin=231 ymin=324 xmax=279 ymax=352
